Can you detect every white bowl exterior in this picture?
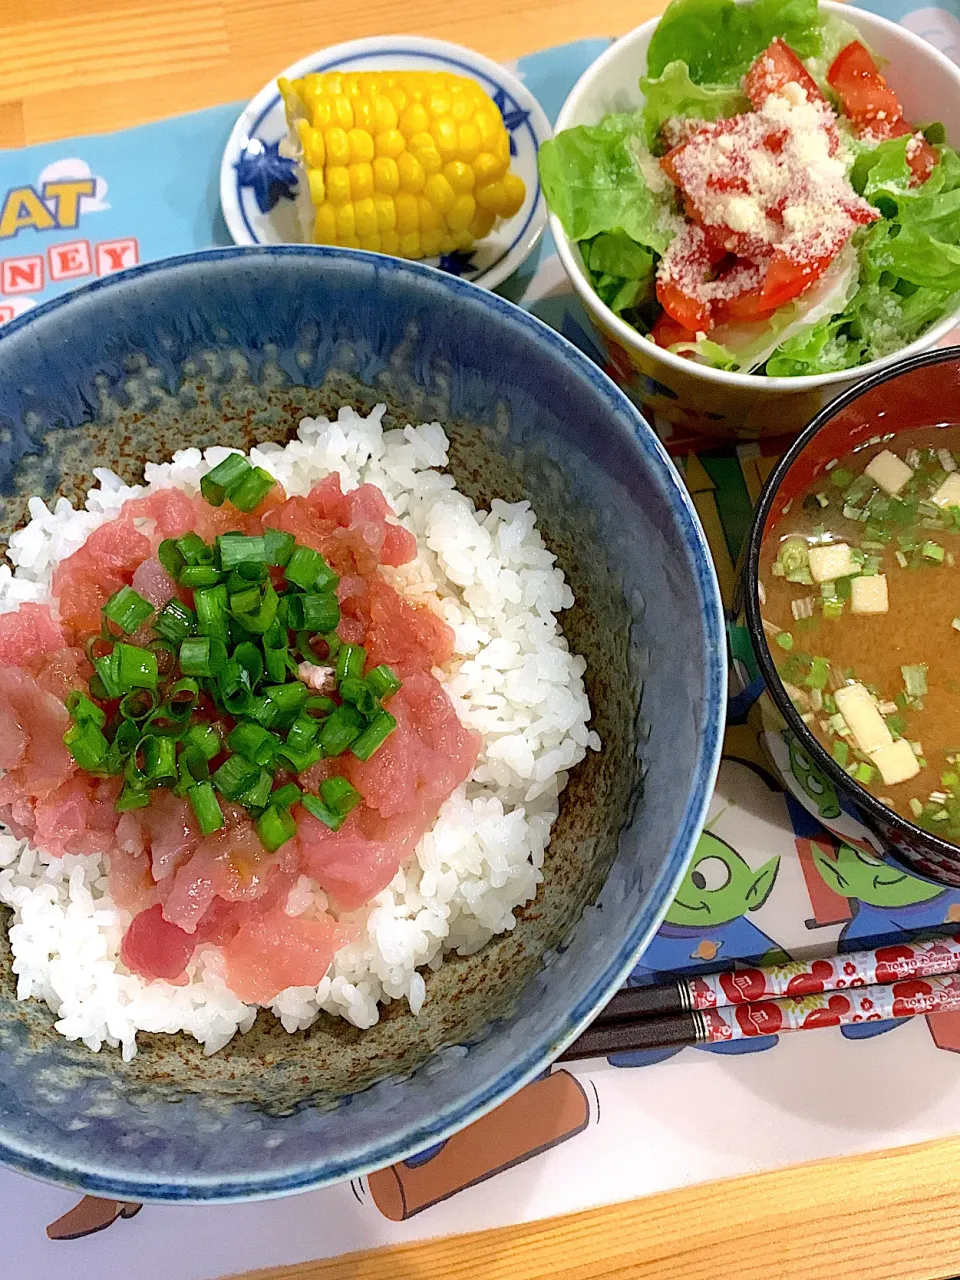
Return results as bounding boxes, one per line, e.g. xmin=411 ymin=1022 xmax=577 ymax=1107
xmin=549 ymin=2 xmax=960 ymax=439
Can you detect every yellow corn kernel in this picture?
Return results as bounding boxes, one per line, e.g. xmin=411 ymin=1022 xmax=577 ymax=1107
xmin=354 ymin=197 xmax=378 ymax=237
xmin=430 ymin=118 xmax=459 ymax=162
xmin=373 ymin=157 xmax=400 ymax=195
xmin=359 ymin=233 xmax=382 ymax=252
xmin=498 ymin=172 xmax=525 ymax=216
xmin=495 ymin=131 xmax=511 ymax=164
xmin=340 ymin=234 xmax=361 ymax=249
xmin=396 ymin=151 xmax=426 ymax=194
xmin=472 ymin=151 xmax=503 ymax=184
xmin=394 ymin=192 xmax=419 ymax=234
xmin=428 ymin=91 xmax=451 ymax=119
xmin=374 ymin=194 xmax=397 ymax=232
xmin=452 ymin=228 xmax=474 ymax=251
xmin=310 ymin=98 xmax=332 ymax=129
xmin=443 ymin=160 xmax=474 ymax=194
xmin=416 ymin=196 xmax=441 ymax=233
xmin=348 ymin=162 xmax=374 ymax=201
xmin=325 ymin=126 xmax=351 ymax=167
xmin=398 ymin=103 xmax=430 ymax=138
xmin=457 ymin=123 xmax=482 ymax=160
xmin=447 ymin=193 xmax=476 ymax=231
xmin=313 ymin=203 xmax=338 ymax=244
xmin=398 ymin=232 xmax=421 ymax=258
xmin=408 ymin=133 xmax=442 ymax=174
xmin=420 ymin=229 xmax=443 ymax=257
xmin=475 ymin=109 xmax=500 ymax=150
xmin=422 ymin=173 xmax=455 ymax=214
xmin=373 ymin=96 xmax=398 ymax=131
xmin=450 ymin=92 xmax=473 ymax=123
xmin=385 ymin=86 xmax=407 ymax=113
xmin=353 ymin=98 xmax=375 ymax=131
xmin=348 ymin=128 xmax=375 ymax=164
xmin=325 ymin=166 xmax=352 ymax=206
xmin=439 ymin=233 xmax=457 ymax=254
xmin=381 ymin=229 xmax=400 ymax=254
xmin=336 ymin=204 xmax=357 ymax=239
xmin=307 ymin=169 xmax=325 ymax=206
xmin=296 ymin=120 xmax=324 ymax=169
xmin=375 ymin=129 xmax=405 ymax=160
xmin=332 ymin=95 xmax=354 ymax=129
xmin=469 ymin=207 xmax=496 ymax=240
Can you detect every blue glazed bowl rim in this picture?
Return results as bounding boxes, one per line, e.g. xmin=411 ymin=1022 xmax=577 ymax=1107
xmin=0 ymin=245 xmax=726 ymax=1201
xmin=744 ymin=344 xmax=960 ymax=878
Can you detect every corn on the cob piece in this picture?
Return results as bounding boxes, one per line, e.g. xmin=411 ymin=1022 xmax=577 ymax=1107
xmin=278 ymin=70 xmax=526 ymax=259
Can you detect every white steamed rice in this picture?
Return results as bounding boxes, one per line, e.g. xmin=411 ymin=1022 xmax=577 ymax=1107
xmin=0 ymin=405 xmax=599 ymax=1059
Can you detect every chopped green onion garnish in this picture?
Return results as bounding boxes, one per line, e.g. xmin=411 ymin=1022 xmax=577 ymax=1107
xmin=104 ymin=585 xmax=154 ymax=635
xmin=264 ymin=681 xmax=309 ymax=726
xmin=92 ymin=650 xmax=123 ymax=699
xmin=285 ymin=714 xmax=319 ymax=753
xmin=116 ymin=643 xmax=159 ymax=691
xmin=116 ymin=785 xmax=150 ymax=812
xmin=143 ymin=734 xmax=177 ymax=783
xmin=194 ymin=585 xmax=229 ymax=643
xmin=201 ymin=454 xmax=251 ymax=507
xmin=158 ymin=538 xmax=186 ymax=578
xmin=301 ymin=792 xmax=346 ymax=831
xmin=66 ymin=690 xmax=106 ymax=727
xmin=804 ymin=657 xmax=830 ymax=691
xmin=178 ymin=745 xmax=211 ymax=788
xmin=212 ymin=753 xmax=259 ymax=800
xmin=264 ymin=528 xmax=295 ymax=566
xmin=184 ymin=722 xmax=222 ymax=761
xmin=285 ymin=545 xmax=324 ymax=591
xmin=63 ymin=720 xmax=109 ymax=770
xmin=118 ymin=688 xmax=157 ymax=722
xmin=247 ymin=694 xmax=280 ymax=728
xmin=179 ymin=564 xmax=221 ymax=589
xmin=155 ymin=599 xmax=196 ymax=644
xmin=230 ymin=584 xmax=263 ymax=616
xmin=301 ymin=592 xmax=340 ymax=633
xmin=304 ymin=695 xmax=336 ymax=717
xmin=366 ymin=665 xmax=401 ymax=700
xmin=318 ymin=703 xmax=365 ymax=755
xmin=320 ymin=775 xmax=361 ymax=815
xmin=218 ymin=533 xmax=266 ymax=572
xmin=774 ymin=632 xmax=794 ymax=651
xmin=271 ymin=782 xmax=302 ymax=808
xmin=921 ymin=540 xmax=945 ymax=563
xmin=234 ymin=581 xmax=278 ymax=635
xmin=277 ymin=741 xmax=324 ymax=772
xmin=179 ymin=636 xmax=227 ymax=678
xmin=336 ymin=643 xmax=367 ymax=683
xmin=228 ymin=721 xmax=280 ymax=767
xmin=176 ymin=532 xmax=211 ymax=566
xmin=188 ymin=782 xmax=225 ymax=835
xmin=853 ymin=762 xmax=875 ymax=786
xmin=349 ymin=710 xmax=397 ymax=761
xmin=163 ymin=677 xmax=200 ymax=722
xmin=832 ymin=740 xmax=849 ymax=767
xmin=256 ymin=803 xmax=296 ymax=852
xmin=238 ymin=768 xmax=274 ymax=809
xmin=339 ymin=676 xmax=380 ymax=718
xmin=263 ymin=627 xmax=289 ymax=682
xmin=228 ymin=466 xmax=276 ymax=513
xmin=901 ymin=664 xmax=928 ymax=699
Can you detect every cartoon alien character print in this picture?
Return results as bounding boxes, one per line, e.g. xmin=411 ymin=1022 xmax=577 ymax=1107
xmin=608 ymin=830 xmax=781 ymax=1067
xmin=811 ymin=838 xmax=960 ymax=1041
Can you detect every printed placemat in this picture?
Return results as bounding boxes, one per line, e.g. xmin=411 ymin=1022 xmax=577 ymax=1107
xmin=2 ymin=7 xmax=960 ymax=1277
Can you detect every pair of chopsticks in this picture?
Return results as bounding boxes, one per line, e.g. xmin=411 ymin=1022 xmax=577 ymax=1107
xmin=559 ymin=931 xmax=960 ymax=1062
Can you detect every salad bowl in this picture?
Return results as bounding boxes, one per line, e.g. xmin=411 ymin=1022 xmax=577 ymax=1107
xmin=546 ymin=0 xmax=960 ymax=439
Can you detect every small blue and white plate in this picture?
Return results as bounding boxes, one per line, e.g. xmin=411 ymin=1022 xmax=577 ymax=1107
xmin=219 ymin=36 xmax=552 ymax=291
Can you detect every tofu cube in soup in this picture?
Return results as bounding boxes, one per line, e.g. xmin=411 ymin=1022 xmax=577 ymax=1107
xmin=871 ymin=738 xmax=921 ymax=786
xmin=851 ymin=574 xmax=888 ymax=614
xmin=932 ymin=472 xmax=960 ymax=508
xmin=865 ymin=450 xmax=913 ymax=495
xmin=834 ymin=683 xmax=892 ymax=756
xmin=808 ymin=542 xmax=859 ymax=583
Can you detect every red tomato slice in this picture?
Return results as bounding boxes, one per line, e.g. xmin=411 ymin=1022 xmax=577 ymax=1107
xmin=656 ymin=280 xmax=711 ymax=333
xmin=745 ymin=38 xmax=826 ymax=109
xmin=712 ymin=250 xmax=834 ymax=325
xmin=827 ymin=41 xmax=903 ymax=136
xmin=887 ymin=120 xmax=939 ymax=185
xmin=650 ymin=311 xmax=698 ymax=349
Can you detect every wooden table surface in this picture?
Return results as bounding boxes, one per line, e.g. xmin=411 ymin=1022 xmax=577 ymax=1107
xmin=2 ymin=1 xmax=960 ymax=1277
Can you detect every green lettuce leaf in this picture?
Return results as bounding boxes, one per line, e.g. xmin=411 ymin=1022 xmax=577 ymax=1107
xmin=646 ymin=0 xmax=822 ymax=85
xmin=765 ymin=316 xmax=862 ymax=376
xmin=639 ymin=61 xmax=749 ymax=146
xmin=582 ymin=230 xmax=656 ymax=316
xmin=537 ymin=112 xmax=674 ymax=250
